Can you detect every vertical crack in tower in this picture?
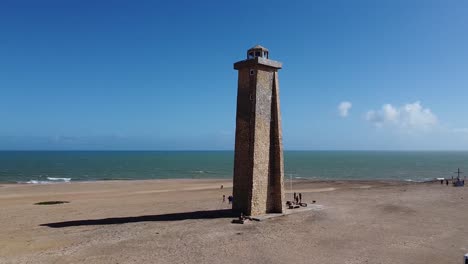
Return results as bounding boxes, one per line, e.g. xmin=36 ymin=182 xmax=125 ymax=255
xmin=232 ymin=46 xmax=284 ymax=216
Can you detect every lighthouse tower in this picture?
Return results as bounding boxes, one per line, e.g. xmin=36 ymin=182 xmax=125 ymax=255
xmin=232 ymin=45 xmax=285 ymax=216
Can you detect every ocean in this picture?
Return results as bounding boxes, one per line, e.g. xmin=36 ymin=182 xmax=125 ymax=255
xmin=0 ymin=151 xmax=467 ymax=184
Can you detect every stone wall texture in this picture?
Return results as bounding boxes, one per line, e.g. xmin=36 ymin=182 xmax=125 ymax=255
xmin=233 ymin=59 xmax=284 ymax=216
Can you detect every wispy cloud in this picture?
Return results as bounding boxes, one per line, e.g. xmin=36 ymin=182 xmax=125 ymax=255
xmin=338 ymin=101 xmax=352 ymax=117
xmin=365 ymin=101 xmax=437 ymax=131
xmin=451 ymin=128 xmax=468 ymax=133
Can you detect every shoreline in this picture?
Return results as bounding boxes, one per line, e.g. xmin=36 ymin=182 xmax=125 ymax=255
xmin=0 ymin=177 xmax=438 ymax=186
xmin=0 ymin=178 xmax=436 ymax=187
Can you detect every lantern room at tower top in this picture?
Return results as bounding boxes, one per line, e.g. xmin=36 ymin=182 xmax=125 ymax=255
xmin=247 ymin=45 xmax=269 ymax=59
xmin=234 ymin=45 xmax=282 ymax=70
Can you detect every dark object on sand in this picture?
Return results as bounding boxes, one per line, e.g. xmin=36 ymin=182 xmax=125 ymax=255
xmin=286 ymin=200 xmax=308 ymax=209
xmin=231 ymin=213 xmax=257 ymax=224
xmin=286 ymin=201 xmax=300 ymax=209
xmin=453 ymin=179 xmax=465 ymax=187
xmin=452 ymin=168 xmax=465 ymax=187
xmin=35 ymin=201 xmax=70 ymax=205
xmin=232 ymin=218 xmax=245 ymax=224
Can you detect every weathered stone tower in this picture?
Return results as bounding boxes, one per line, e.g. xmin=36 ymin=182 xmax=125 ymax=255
xmin=232 ymin=45 xmax=285 ymax=216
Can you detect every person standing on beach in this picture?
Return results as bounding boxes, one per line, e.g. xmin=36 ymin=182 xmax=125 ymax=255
xmin=222 ymin=195 xmax=225 ymax=203
xmin=446 ymin=179 xmax=449 ymax=186
xmin=299 ymin=193 xmax=302 ymax=203
xmin=228 ymin=195 xmax=233 ymax=204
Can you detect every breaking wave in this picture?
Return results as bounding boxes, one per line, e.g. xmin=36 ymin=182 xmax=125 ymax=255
xmin=18 ymin=177 xmax=72 ymax=184
xmin=47 ymin=177 xmax=71 ymax=182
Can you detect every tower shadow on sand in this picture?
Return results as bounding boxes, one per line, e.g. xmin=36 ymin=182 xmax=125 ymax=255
xmin=40 ymin=209 xmax=236 ymax=228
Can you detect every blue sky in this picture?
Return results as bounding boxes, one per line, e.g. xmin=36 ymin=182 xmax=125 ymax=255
xmin=1 ymin=0 xmax=467 ymax=150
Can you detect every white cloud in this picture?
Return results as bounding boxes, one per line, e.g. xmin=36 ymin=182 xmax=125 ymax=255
xmin=365 ymin=101 xmax=438 ymax=131
xmin=338 ymin=101 xmax=352 ymax=117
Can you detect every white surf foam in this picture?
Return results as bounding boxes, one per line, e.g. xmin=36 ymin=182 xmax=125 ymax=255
xmin=47 ymin=177 xmax=71 ymax=182
xmin=18 ymin=177 xmax=72 ymax=184
xmin=20 ymin=180 xmax=52 ymax=184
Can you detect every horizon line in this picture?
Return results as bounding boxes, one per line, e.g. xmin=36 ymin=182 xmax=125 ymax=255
xmin=0 ymin=149 xmax=467 ymax=152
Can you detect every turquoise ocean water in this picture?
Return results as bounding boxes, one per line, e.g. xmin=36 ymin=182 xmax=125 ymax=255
xmin=0 ymin=151 xmax=467 ymax=183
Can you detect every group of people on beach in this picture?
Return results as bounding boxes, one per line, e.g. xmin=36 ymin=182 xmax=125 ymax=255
xmin=293 ymin=192 xmax=302 ymax=204
xmin=440 ymin=177 xmax=465 ymax=186
xmin=221 ymin=185 xmax=234 ymax=205
xmin=221 ymin=186 xmax=304 ymax=206
xmin=222 ymin=194 xmax=233 ymax=204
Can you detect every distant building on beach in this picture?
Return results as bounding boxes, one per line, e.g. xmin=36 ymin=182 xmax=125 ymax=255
xmin=232 ymin=45 xmax=285 ymax=216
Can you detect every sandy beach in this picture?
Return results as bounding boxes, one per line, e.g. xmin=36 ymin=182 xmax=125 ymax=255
xmin=1 ymin=179 xmax=467 ymax=264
